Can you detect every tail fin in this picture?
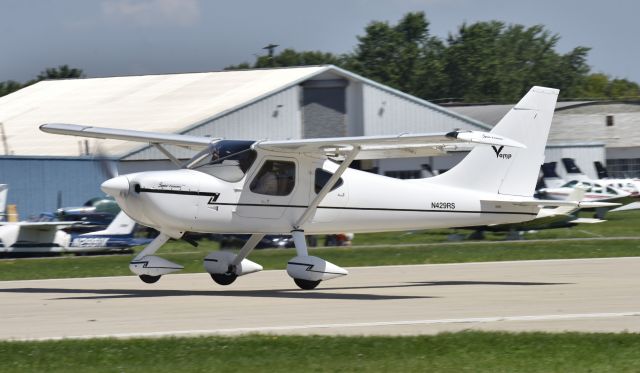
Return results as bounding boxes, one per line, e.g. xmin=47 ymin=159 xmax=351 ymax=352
xmin=432 ymin=86 xmax=559 ymax=197
xmin=0 ymin=185 xmax=7 ymax=221
xmin=541 ymin=162 xmax=565 ymax=188
xmin=594 ymin=161 xmax=608 ymax=179
xmin=83 ymin=211 xmax=136 ymax=236
xmin=561 ymin=158 xmax=588 ymax=181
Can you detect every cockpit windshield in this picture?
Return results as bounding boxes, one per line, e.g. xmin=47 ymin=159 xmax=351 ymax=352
xmin=194 ymin=140 xmax=257 ymax=182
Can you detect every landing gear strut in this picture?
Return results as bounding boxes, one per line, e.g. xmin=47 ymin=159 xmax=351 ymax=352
xmin=204 ymin=234 xmax=264 ymax=286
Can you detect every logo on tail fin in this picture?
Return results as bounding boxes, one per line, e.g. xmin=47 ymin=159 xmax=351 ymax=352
xmin=492 ymin=145 xmax=511 ymax=160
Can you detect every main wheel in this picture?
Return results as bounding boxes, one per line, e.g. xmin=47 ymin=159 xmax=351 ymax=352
xmin=139 ymin=274 xmax=161 ymax=284
xmin=211 ymin=272 xmax=238 ymax=285
xmin=294 ymin=278 xmax=321 ymax=290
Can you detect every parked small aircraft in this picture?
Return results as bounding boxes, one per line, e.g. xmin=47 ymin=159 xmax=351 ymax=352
xmin=539 ymin=160 xmax=634 ymax=204
xmin=0 ymin=210 xmax=150 ymax=256
xmin=464 ymin=188 xmax=620 ymax=239
xmin=42 ymin=86 xmax=575 ymax=289
xmin=593 ymin=161 xmax=640 ymax=197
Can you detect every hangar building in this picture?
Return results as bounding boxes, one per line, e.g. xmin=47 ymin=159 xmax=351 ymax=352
xmin=0 ymin=65 xmax=488 ymax=218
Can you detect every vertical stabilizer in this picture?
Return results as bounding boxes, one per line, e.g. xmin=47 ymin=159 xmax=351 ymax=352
xmin=83 ymin=211 xmax=137 ymax=236
xmin=562 ymin=158 xmax=588 ymax=181
xmin=594 ymin=161 xmax=609 ymax=179
xmin=541 ymin=162 xmax=565 ymax=188
xmin=431 ymin=86 xmax=559 ymax=197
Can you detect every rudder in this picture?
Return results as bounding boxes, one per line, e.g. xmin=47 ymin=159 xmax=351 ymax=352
xmin=431 ymin=86 xmax=558 ymax=197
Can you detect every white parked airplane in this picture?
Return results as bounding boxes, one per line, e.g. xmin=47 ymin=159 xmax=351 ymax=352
xmin=0 ymin=210 xmax=149 ymax=255
xmin=41 ymin=86 xmax=572 ymax=290
xmin=539 ymin=160 xmax=634 ymax=204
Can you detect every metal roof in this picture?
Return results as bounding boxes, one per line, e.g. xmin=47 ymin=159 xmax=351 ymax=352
xmin=0 ymin=65 xmax=489 ymax=158
xmin=446 ymin=101 xmax=640 ymax=126
xmin=0 ymin=67 xmax=325 ymax=157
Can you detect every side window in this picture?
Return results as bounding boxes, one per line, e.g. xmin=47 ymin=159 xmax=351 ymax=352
xmin=250 ymin=160 xmax=296 ymax=196
xmin=314 ymin=169 xmax=344 ymax=193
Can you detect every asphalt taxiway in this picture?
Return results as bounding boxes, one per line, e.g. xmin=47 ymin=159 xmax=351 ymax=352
xmin=1 ymin=257 xmax=639 ymax=340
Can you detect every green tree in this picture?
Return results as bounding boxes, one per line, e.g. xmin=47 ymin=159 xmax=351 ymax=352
xmin=35 ymin=65 xmax=84 ymax=81
xmin=444 ymin=22 xmax=591 ymax=102
xmin=346 ymin=12 xmax=447 ymax=98
xmin=0 ymin=65 xmax=84 ymax=97
xmin=225 ymin=49 xmax=343 ymax=70
xmin=0 ymin=80 xmax=23 ymax=97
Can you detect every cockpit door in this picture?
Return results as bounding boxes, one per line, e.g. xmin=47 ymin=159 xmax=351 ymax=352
xmin=236 ymin=157 xmax=298 ymax=219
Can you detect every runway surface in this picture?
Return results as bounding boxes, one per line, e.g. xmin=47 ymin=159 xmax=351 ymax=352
xmin=1 ymin=257 xmax=639 ymax=340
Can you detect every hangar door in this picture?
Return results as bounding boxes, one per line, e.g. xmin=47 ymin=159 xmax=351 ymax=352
xmin=301 ymin=79 xmax=348 ymax=138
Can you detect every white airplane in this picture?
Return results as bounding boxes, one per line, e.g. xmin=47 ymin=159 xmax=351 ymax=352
xmin=41 ymin=86 xmax=573 ymax=290
xmin=593 ymin=161 xmax=640 ymax=197
xmin=0 ymin=210 xmax=149 ymax=255
xmin=555 ymin=158 xmax=640 ymax=197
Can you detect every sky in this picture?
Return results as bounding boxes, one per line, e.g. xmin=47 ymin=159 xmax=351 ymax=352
xmin=2 ymin=0 xmax=639 ymax=86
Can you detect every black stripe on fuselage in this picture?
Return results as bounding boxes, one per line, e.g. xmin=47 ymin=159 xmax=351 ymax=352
xmin=138 ymin=188 xmax=538 ymax=216
xmin=139 ymin=188 xmax=220 ymax=197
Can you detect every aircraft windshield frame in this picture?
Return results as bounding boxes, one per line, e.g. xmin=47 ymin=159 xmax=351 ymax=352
xmin=194 ymin=140 xmax=257 ymax=182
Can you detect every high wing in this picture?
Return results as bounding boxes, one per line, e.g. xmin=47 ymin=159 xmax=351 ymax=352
xmin=40 ymin=123 xmax=525 ymax=160
xmin=256 ymin=131 xmax=525 ymax=159
xmin=0 ymin=222 xmax=75 ymax=248
xmin=40 ymin=123 xmax=217 ymax=149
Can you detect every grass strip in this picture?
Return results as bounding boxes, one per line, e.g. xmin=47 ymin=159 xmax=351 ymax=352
xmin=0 ymin=238 xmax=638 ymax=281
xmin=1 ymin=332 xmax=640 ymax=372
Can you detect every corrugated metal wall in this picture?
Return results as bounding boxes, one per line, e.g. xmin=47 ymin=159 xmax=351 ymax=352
xmin=125 ymin=86 xmax=302 ymax=160
xmin=362 ymin=84 xmax=486 ymax=136
xmin=544 ymin=144 xmax=605 ymax=179
xmin=0 ymin=157 xmax=105 ymax=219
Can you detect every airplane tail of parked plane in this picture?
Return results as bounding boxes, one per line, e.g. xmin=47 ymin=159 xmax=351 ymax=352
xmin=540 ymin=162 xmax=566 ymax=188
xmin=85 ymin=210 xmax=137 ymax=236
xmin=561 ymin=158 xmax=588 ymax=181
xmin=431 ymin=86 xmax=559 ymax=197
xmin=594 ymin=161 xmax=609 ymax=179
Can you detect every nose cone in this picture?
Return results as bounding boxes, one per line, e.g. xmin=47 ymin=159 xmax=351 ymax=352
xmin=101 ymin=176 xmax=129 ymax=197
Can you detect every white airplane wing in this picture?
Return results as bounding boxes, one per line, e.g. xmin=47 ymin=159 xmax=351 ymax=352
xmin=40 ymin=123 xmax=217 ymax=149
xmin=40 ymin=123 xmax=525 ymax=160
xmin=256 ymin=130 xmax=525 ymax=160
xmin=0 ymin=222 xmax=74 ymax=248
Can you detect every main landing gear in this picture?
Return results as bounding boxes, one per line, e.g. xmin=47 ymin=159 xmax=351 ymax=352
xmin=286 ymin=230 xmax=348 ymax=290
xmin=204 ymin=234 xmax=264 ymax=285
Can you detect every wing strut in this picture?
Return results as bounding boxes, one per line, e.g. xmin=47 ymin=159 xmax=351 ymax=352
xmin=153 ymin=143 xmax=182 ymax=167
xmin=293 ymin=146 xmax=361 ymax=230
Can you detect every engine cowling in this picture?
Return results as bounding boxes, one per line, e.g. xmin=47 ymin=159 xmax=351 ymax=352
xmin=286 ymin=255 xmax=348 ymax=282
xmin=203 ymin=251 xmax=263 ymax=276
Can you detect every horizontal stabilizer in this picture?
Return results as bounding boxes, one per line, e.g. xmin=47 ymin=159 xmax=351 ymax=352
xmin=610 ymin=201 xmax=640 ymax=213
xmin=482 ymin=199 xmax=578 ymax=208
xmin=572 ymin=218 xmax=606 ymax=224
